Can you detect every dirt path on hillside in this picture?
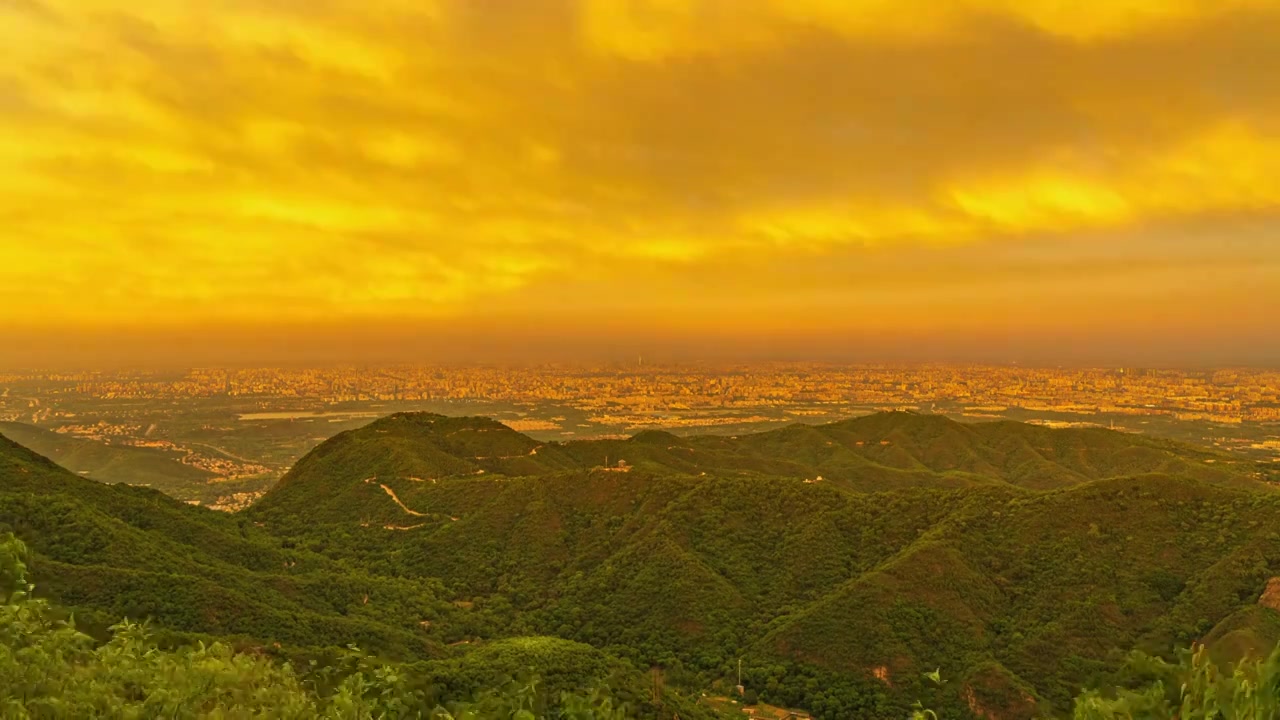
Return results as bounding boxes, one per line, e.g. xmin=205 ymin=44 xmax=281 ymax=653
xmin=379 ymin=483 xmax=427 ymax=517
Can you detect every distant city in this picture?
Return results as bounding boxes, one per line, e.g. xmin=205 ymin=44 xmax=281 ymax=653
xmin=6 ymin=363 xmax=1280 ymax=425
xmin=2 ymin=363 xmax=1277 ymax=511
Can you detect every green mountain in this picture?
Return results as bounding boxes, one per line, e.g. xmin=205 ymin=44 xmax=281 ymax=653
xmin=0 ymin=531 xmax=673 ymax=719
xmin=8 ymin=411 xmax=1280 ymax=719
xmin=244 ymin=412 xmax=1280 ymax=718
xmin=0 ymin=420 xmax=221 ymax=502
xmin=0 ymin=430 xmax=716 ymax=720
xmin=252 ymin=411 xmax=1259 ymax=528
xmin=0 ymin=430 xmax=455 ymax=657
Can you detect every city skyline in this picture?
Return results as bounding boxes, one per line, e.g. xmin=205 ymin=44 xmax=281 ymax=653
xmin=3 ymin=1 xmax=1280 ymax=366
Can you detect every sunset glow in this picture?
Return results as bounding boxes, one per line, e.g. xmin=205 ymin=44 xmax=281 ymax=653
xmin=2 ymin=0 xmax=1279 ymax=364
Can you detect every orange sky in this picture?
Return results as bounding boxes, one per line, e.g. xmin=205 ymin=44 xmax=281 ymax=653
xmin=2 ymin=0 xmax=1279 ymax=365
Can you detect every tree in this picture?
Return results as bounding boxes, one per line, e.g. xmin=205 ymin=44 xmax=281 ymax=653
xmin=1073 ymin=643 xmax=1280 ymax=720
xmin=0 ymin=533 xmax=27 ymax=596
xmin=0 ymin=528 xmax=637 ymax=720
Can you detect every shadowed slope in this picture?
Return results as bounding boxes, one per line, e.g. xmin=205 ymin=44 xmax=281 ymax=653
xmin=0 ymin=421 xmax=218 ymax=500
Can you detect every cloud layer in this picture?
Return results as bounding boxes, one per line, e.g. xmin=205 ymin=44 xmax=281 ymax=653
xmin=1 ymin=0 xmax=1279 ymax=362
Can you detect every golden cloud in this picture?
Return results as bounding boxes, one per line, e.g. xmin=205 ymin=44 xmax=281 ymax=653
xmin=0 ymin=0 xmax=1278 ymax=358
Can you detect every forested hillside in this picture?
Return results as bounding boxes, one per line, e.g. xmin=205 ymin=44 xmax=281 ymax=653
xmin=0 ymin=420 xmax=220 ymax=502
xmin=6 ymin=412 xmax=1280 ymax=719
xmin=0 ymin=433 xmax=712 ymax=719
xmin=0 ymin=532 xmax=652 ymax=719
xmin=254 ymin=412 xmax=1260 ymax=527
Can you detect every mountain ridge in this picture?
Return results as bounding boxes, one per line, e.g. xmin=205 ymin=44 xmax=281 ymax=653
xmin=250 ymin=410 xmax=1262 ymax=530
xmin=240 ymin=412 xmax=1280 ymax=715
xmin=8 ymin=412 xmax=1280 ymax=718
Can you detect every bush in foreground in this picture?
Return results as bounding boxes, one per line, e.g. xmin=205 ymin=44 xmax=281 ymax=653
xmin=1 ymin=533 xmax=625 ymax=719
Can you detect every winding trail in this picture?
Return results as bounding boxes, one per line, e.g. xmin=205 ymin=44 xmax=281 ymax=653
xmin=360 ymin=476 xmax=457 ymax=527
xmin=379 ymin=482 xmax=427 ymax=517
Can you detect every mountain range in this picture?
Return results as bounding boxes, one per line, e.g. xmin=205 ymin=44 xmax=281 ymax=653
xmin=5 ymin=411 xmax=1280 ymax=719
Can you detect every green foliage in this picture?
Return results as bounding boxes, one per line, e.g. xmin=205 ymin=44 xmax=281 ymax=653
xmin=7 ymin=412 xmax=1280 ymax=720
xmin=0 ymin=421 xmax=228 ymax=504
xmin=0 ymin=436 xmax=457 ymax=658
xmin=0 ymin=578 xmax=634 ymax=719
xmin=1074 ymin=643 xmax=1280 ymax=719
xmin=911 ymin=669 xmax=944 ymax=720
xmin=0 ymin=533 xmax=26 ymax=596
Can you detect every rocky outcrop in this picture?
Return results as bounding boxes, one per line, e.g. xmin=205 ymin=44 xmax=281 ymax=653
xmin=1258 ymin=577 xmax=1280 ymax=612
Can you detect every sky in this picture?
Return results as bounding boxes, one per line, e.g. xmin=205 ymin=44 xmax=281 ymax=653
xmin=1 ymin=0 xmax=1279 ymax=367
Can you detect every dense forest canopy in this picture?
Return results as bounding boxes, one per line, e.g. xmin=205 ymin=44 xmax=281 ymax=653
xmin=5 ymin=411 xmax=1280 ymax=719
